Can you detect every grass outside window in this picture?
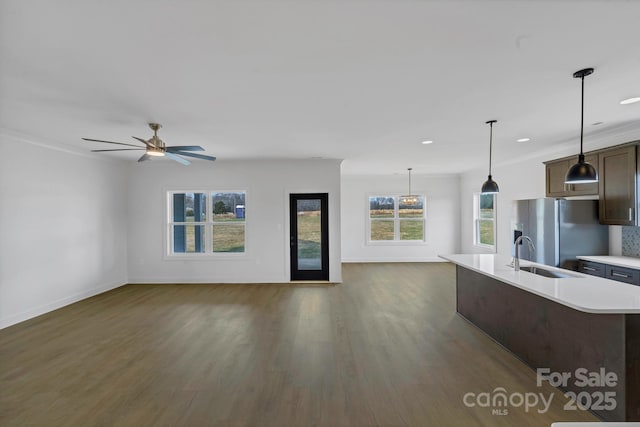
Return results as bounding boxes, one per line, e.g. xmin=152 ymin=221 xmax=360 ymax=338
xmin=169 ymin=191 xmax=247 ymax=254
xmin=369 ymin=196 xmax=425 ymax=242
xmin=295 ymin=211 xmax=322 ymax=259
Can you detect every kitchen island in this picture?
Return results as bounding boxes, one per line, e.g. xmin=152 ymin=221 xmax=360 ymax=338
xmin=440 ymin=254 xmax=640 ymax=422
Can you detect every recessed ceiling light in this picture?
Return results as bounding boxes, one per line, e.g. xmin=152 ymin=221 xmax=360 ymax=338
xmin=516 ymin=138 xmax=530 ymax=143
xmin=421 ymin=140 xmax=433 ymax=145
xmin=620 ymin=97 xmax=640 ymax=105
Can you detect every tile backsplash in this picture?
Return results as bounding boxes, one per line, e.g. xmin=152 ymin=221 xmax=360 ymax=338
xmin=621 ymin=226 xmax=640 ymax=257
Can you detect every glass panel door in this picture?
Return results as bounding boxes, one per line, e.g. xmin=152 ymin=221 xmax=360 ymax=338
xmin=290 ymin=193 xmax=329 ymax=281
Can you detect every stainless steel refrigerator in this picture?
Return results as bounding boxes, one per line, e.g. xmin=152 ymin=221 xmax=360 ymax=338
xmin=511 ymin=199 xmax=609 ymax=270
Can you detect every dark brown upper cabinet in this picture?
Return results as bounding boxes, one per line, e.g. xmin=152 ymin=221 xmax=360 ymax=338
xmin=544 ymin=153 xmax=599 ymax=197
xmin=598 ymin=145 xmax=637 ymax=225
xmin=544 ymin=141 xmax=640 ymax=225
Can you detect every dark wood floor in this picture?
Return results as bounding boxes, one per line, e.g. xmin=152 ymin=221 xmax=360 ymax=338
xmin=0 ymin=263 xmax=597 ymax=426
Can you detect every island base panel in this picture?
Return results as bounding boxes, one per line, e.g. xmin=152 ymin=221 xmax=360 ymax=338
xmin=455 ymin=265 xmax=638 ymax=421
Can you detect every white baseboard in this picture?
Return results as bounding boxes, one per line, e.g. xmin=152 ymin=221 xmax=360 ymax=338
xmin=126 ymin=277 xmax=289 ymax=284
xmin=0 ymin=280 xmax=127 ymax=330
xmin=341 ymin=257 xmax=447 ymax=263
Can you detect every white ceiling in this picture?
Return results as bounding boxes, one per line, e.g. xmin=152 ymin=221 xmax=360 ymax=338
xmin=1 ymin=0 xmax=639 ymax=175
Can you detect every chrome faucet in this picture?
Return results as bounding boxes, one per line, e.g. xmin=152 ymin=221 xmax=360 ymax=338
xmin=514 ymin=235 xmax=535 ymax=271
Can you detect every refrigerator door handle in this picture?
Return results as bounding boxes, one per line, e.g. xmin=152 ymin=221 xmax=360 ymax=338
xmin=630 ymin=207 xmax=634 ymax=222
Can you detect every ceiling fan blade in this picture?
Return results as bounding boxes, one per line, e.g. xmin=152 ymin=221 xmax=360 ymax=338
xmin=91 ymin=148 xmax=146 ymax=152
xmin=170 ymin=151 xmax=217 ymax=161
xmin=132 ymin=136 xmax=153 ymax=147
xmin=138 ymin=153 xmax=151 ymax=162
xmin=82 ymin=138 xmax=143 ymax=148
xmin=165 ymin=152 xmax=191 ymax=165
xmin=166 ymin=145 xmax=205 ymax=152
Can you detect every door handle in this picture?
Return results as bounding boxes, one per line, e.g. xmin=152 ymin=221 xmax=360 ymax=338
xmin=629 ymin=207 xmax=634 ymax=222
xmin=583 ymin=266 xmax=596 ymax=272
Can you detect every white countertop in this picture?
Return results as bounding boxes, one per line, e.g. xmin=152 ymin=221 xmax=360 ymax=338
xmin=439 ymin=254 xmax=640 ymax=314
xmin=551 ymin=423 xmax=640 ymax=426
xmin=577 ymin=255 xmax=640 ymax=269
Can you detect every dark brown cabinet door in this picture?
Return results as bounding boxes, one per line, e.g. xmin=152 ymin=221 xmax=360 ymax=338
xmin=598 ymin=146 xmax=637 ymax=225
xmin=545 ymin=154 xmax=599 ymax=197
xmin=546 ymin=159 xmax=570 ymax=197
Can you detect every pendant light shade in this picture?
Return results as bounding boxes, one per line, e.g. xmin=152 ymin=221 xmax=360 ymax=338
xmin=481 ymin=175 xmax=500 ymax=194
xmin=481 ymin=120 xmax=499 ymax=194
xmin=565 ymin=154 xmax=598 ymax=183
xmin=400 ymin=168 xmax=418 ymax=205
xmin=565 ymin=68 xmax=598 ymax=184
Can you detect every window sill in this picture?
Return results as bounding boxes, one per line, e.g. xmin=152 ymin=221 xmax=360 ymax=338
xmin=164 ymin=253 xmax=249 ymax=261
xmin=473 ymin=244 xmax=496 ymax=252
xmin=366 ymin=240 xmax=427 ymax=246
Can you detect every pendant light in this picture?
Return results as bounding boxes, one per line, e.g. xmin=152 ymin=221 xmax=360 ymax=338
xmin=565 ymin=68 xmax=598 ymax=184
xmin=481 ymin=120 xmax=499 ymax=194
xmin=400 ymin=168 xmax=418 ymax=205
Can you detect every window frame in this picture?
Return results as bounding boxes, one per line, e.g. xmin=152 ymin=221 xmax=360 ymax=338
xmin=166 ymin=190 xmax=248 ymax=257
xmin=473 ymin=192 xmax=497 ymax=251
xmin=366 ymin=194 xmax=426 ymax=245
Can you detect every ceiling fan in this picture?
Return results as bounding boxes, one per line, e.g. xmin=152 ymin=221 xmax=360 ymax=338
xmin=83 ymin=123 xmax=216 ymax=165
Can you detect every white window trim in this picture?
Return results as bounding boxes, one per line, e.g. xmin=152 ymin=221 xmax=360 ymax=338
xmin=473 ymin=192 xmax=497 ymax=251
xmin=166 ymin=190 xmax=248 ymax=257
xmin=366 ymin=194 xmax=427 ymax=245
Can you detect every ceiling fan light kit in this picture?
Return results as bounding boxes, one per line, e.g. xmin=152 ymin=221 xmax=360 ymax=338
xmin=146 ymin=149 xmax=165 ymax=157
xmin=142 ymin=123 xmax=165 ymax=156
xmin=83 ymin=123 xmax=216 ymax=165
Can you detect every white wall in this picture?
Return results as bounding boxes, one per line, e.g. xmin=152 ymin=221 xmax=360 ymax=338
xmin=0 ymin=132 xmax=129 ymax=329
xmin=127 ymin=159 xmax=342 ymax=283
xmin=341 ymin=174 xmax=460 ymax=262
xmin=459 ymin=155 xmax=546 ymax=257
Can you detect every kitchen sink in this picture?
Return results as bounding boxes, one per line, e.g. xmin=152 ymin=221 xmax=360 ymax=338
xmin=520 ymin=266 xmax=578 ymax=279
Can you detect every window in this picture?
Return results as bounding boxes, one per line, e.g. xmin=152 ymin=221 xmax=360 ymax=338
xmin=168 ymin=191 xmax=246 ymax=254
xmin=368 ymin=195 xmax=425 ymax=242
xmin=474 ymin=193 xmax=496 ymax=249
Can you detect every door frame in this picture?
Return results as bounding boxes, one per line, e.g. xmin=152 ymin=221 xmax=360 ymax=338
xmin=289 ymin=193 xmax=329 ymax=281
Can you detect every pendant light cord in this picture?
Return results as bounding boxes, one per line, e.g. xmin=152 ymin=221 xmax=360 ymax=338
xmin=572 ymin=67 xmax=593 ymax=161
xmin=488 ymin=122 xmax=493 ymax=176
xmin=408 ymin=168 xmax=412 ymax=195
xmin=580 ymin=73 xmax=585 ymax=156
xmin=486 ymin=120 xmax=496 ymax=176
